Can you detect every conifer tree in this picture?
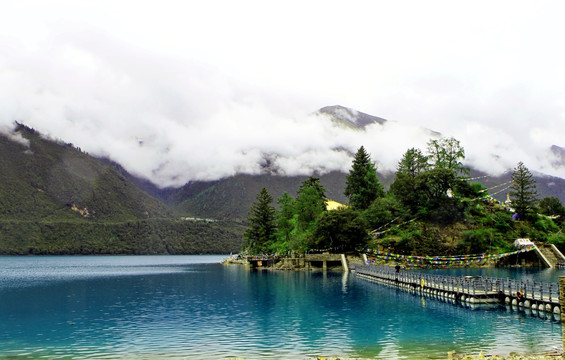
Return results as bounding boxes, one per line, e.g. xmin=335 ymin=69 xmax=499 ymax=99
xmin=243 ymin=187 xmax=277 ymax=254
xmin=510 ymin=162 xmax=538 ymax=220
xmin=396 ymin=147 xmax=429 ymax=177
xmin=295 ymin=177 xmax=327 ymax=231
xmin=390 ymin=148 xmax=429 ymax=212
xmin=344 ymin=146 xmax=384 ymax=210
xmin=287 ymin=177 xmax=328 ymax=251
xmin=275 ymin=192 xmax=296 ymax=249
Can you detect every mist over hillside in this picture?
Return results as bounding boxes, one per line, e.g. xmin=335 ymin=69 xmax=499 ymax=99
xmin=4 ymin=101 xmax=565 ymax=189
xmin=2 ymin=106 xmax=565 ymax=224
xmin=0 ymin=124 xmax=171 ymax=221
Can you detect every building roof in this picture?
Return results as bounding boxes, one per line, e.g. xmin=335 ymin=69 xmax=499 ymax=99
xmin=325 ymin=200 xmax=347 ymax=211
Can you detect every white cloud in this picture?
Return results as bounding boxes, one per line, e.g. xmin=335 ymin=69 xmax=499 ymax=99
xmin=1 ymin=0 xmax=565 ymax=186
xmin=0 ymin=123 xmax=30 ymax=148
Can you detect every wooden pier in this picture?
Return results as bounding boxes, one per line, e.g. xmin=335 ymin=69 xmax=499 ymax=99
xmin=355 ymin=265 xmax=562 ymax=315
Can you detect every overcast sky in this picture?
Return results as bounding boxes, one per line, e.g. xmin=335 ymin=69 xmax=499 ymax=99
xmin=1 ymin=1 xmax=565 ymax=187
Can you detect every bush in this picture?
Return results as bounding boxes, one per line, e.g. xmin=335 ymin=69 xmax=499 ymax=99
xmin=547 ymin=233 xmax=565 ymax=251
xmin=468 ymin=203 xmax=486 ymax=217
xmin=394 ymin=230 xmax=421 ymax=254
xmin=493 ymin=212 xmax=513 ymax=233
xmin=426 ymin=198 xmax=467 ymax=225
xmin=361 ymin=196 xmax=407 ymax=229
xmin=534 ymin=216 xmax=559 ymax=233
xmin=453 ymin=180 xmax=477 ymax=198
xmin=461 ymin=228 xmax=495 ymax=254
xmin=313 ymin=208 xmax=369 ymax=252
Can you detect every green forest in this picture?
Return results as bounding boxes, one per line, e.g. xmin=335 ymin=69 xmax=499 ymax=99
xmin=242 ymin=137 xmax=565 ymax=257
xmin=0 ymin=218 xmax=245 ymax=255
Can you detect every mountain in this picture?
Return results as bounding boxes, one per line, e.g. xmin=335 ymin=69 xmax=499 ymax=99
xmin=317 ymin=105 xmax=441 ymax=137
xmin=317 ymin=105 xmax=387 ymax=129
xmin=0 ymin=124 xmax=170 ymax=221
xmin=551 ymin=145 xmax=565 ymax=168
xmin=0 ymin=125 xmax=244 ymax=255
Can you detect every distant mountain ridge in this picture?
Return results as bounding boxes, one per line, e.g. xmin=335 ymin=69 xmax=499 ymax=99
xmin=4 ymin=109 xmax=565 ymax=222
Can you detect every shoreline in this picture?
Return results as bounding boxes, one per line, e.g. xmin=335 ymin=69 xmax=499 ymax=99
xmin=222 ymin=253 xmax=534 ymax=271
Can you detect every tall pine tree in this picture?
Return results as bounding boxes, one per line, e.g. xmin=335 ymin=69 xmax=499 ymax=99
xmin=390 ymin=148 xmax=429 ymax=212
xmin=344 ymin=146 xmax=384 ymax=210
xmin=288 ymin=177 xmax=328 ymax=251
xmin=510 ymin=162 xmax=538 ymax=220
xmin=243 ymin=187 xmax=277 ymax=254
xmin=295 ymin=177 xmax=327 ymax=231
xmin=397 ymin=147 xmax=429 ymax=176
xmin=275 ymin=192 xmax=296 ymax=250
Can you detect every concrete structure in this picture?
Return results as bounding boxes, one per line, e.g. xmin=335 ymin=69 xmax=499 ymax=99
xmin=536 ymin=243 xmax=565 ymax=268
xmin=496 ymin=242 xmax=565 ymax=268
xmin=247 ymin=254 xmax=364 ymax=271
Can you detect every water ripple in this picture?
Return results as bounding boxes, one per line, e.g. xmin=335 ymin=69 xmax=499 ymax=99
xmin=0 ymin=257 xmax=563 ymax=359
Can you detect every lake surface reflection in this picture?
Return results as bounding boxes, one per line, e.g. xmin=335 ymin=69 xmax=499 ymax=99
xmin=0 ymin=256 xmax=562 ymax=359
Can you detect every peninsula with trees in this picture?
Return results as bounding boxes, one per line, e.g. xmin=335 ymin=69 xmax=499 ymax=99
xmin=242 ymin=137 xmax=565 ymax=267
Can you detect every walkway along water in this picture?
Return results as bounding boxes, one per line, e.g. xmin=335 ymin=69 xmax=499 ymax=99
xmin=354 ymin=265 xmax=562 ymax=316
xmin=245 ymin=253 xmax=364 ymax=271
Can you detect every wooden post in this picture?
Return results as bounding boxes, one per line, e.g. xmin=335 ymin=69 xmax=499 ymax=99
xmin=559 ymin=276 xmax=565 ymax=353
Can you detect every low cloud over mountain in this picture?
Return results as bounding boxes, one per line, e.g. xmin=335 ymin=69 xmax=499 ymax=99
xmin=2 ymin=104 xmax=565 ymax=189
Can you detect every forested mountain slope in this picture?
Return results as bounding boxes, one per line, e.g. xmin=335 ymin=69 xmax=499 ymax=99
xmin=165 ymin=172 xmax=350 ymax=221
xmin=0 ymin=125 xmax=244 ymax=254
xmin=0 ymin=125 xmax=170 ymax=221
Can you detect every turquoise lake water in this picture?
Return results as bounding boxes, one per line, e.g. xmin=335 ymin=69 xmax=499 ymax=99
xmin=0 ymin=255 xmax=563 ymax=359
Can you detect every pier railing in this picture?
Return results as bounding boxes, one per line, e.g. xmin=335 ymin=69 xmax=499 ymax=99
xmin=355 ymin=265 xmax=560 ymax=305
